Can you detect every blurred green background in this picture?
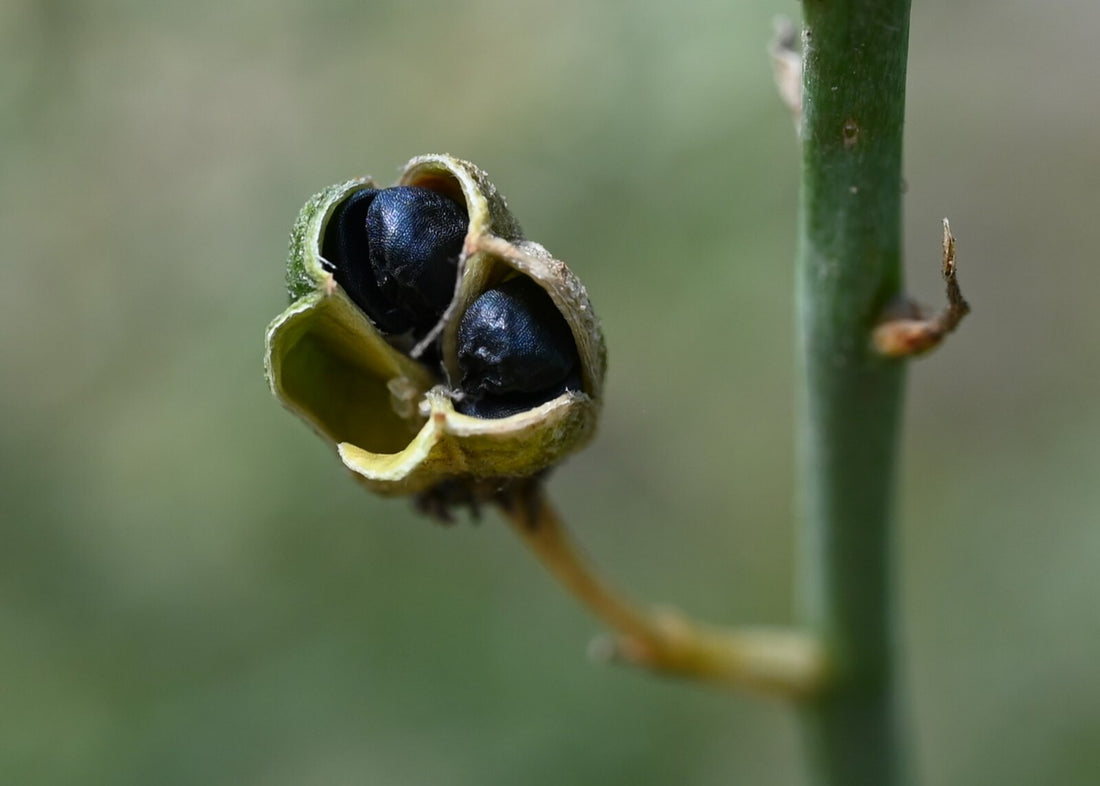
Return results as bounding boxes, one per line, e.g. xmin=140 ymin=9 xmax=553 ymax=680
xmin=3 ymin=1 xmax=1098 ymax=784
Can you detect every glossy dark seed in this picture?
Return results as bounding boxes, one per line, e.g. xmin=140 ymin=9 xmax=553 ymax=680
xmin=456 ymin=276 xmax=582 ymax=418
xmin=322 ymin=186 xmax=467 ymax=337
xmin=367 ymin=187 xmax=467 ymax=335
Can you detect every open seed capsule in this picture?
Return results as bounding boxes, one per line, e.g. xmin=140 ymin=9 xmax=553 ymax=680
xmin=265 ymin=154 xmax=606 ymax=499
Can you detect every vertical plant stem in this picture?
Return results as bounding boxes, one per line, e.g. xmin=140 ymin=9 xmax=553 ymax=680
xmin=796 ymin=2 xmax=913 ymax=784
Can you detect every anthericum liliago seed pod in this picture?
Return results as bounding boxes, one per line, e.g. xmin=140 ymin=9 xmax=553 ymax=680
xmin=264 ymin=154 xmax=606 ymax=502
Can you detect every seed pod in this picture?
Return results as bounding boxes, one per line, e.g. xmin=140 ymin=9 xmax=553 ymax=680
xmin=265 ymin=154 xmax=606 ymax=499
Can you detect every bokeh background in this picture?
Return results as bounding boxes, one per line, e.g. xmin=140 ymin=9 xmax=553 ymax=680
xmin=3 ymin=1 xmax=1098 ymax=784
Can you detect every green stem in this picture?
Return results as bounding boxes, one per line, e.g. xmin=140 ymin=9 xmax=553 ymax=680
xmin=796 ymin=2 xmax=913 ymax=784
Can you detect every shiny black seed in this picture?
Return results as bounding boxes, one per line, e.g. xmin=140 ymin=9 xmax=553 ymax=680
xmin=321 ymin=186 xmax=467 ymax=337
xmin=456 ymin=276 xmax=582 ymax=418
xmin=367 ymin=187 xmax=467 ymax=336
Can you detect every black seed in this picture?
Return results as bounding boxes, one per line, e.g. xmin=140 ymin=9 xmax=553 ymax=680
xmin=367 ymin=187 xmax=467 ymax=336
xmin=321 ymin=186 xmax=467 ymax=338
xmin=456 ymin=276 xmax=582 ymax=418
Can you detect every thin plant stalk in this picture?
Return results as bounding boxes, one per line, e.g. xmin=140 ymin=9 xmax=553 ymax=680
xmin=796 ymin=1 xmax=913 ymax=784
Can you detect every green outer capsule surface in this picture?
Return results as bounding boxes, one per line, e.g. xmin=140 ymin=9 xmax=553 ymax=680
xmin=264 ymin=154 xmax=607 ymax=497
